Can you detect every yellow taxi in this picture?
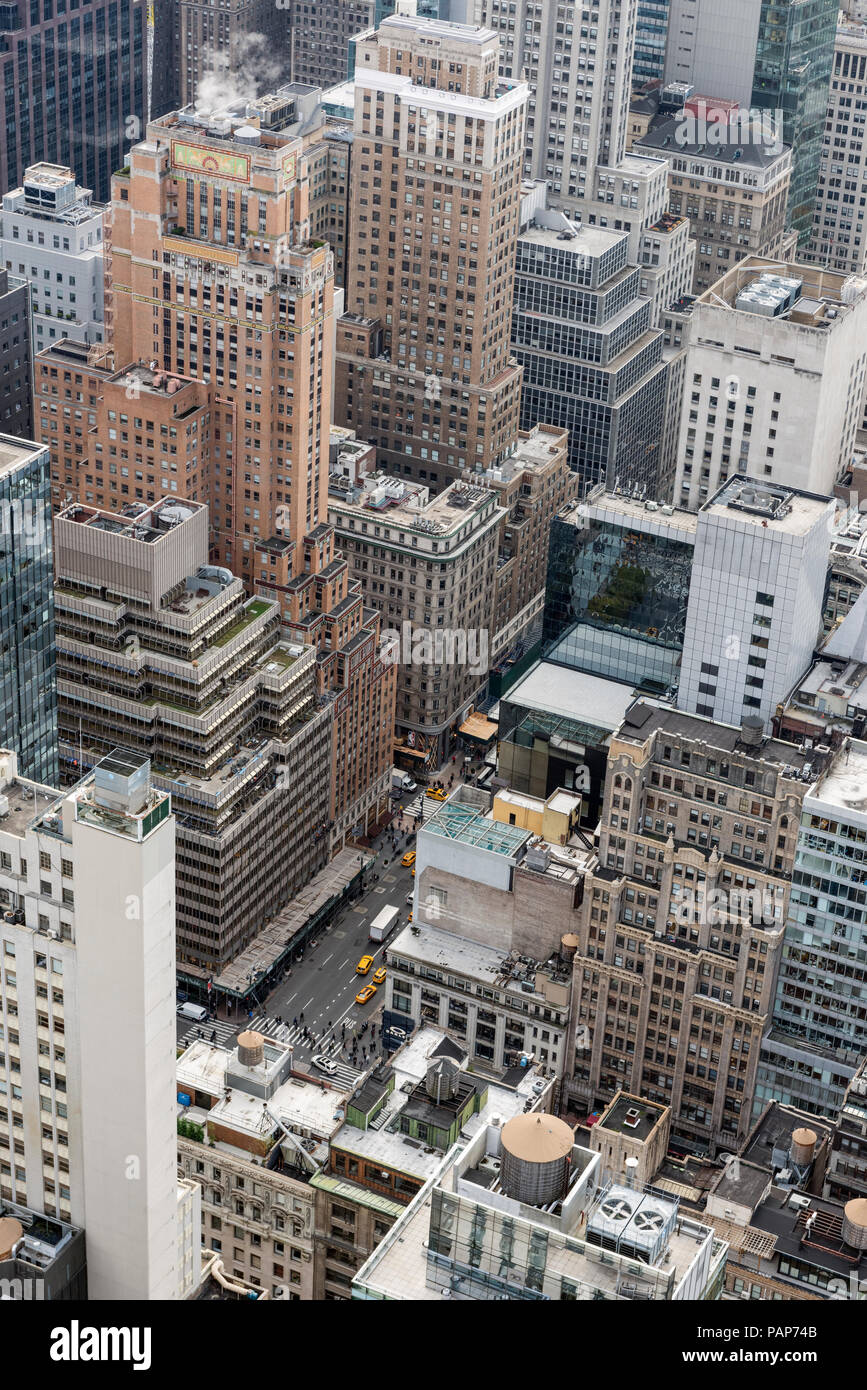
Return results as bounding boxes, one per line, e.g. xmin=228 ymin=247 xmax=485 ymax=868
xmin=372 ymin=966 xmax=387 ymax=986
xmin=425 ymin=787 xmax=448 ymax=801
xmin=408 ymin=911 xmax=413 ymax=924
xmin=401 ymin=850 xmax=416 ymax=868
xmin=355 ymin=955 xmax=374 ymax=976
xmin=356 ymin=983 xmax=377 ymax=1005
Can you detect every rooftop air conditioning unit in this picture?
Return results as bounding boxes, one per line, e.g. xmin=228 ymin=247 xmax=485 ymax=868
xmin=789 ymin=1193 xmax=811 ymax=1211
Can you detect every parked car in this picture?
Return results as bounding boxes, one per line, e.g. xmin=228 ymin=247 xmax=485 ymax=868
xmin=356 ymin=983 xmax=377 ymax=1005
xmin=405 ymin=892 xmax=414 ymax=906
xmin=312 ymin=1055 xmax=338 ymax=1075
xmin=356 ymin=955 xmax=374 ymax=976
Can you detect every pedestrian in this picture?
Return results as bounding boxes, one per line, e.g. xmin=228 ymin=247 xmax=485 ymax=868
xmin=300 ymin=1012 xmax=304 ymax=1023
xmin=293 ymin=1017 xmax=298 ymax=1028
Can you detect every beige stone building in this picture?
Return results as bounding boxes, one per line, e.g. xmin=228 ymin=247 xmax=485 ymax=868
xmin=565 ymin=704 xmax=819 ymax=1156
xmin=635 ymin=119 xmax=795 ymax=296
xmin=327 ymin=424 xmax=573 ymax=764
xmin=336 ymin=14 xmax=527 ymax=491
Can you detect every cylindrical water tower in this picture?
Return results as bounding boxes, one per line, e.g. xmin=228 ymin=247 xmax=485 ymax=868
xmin=500 ymin=1113 xmax=574 ymax=1205
xmin=236 ymin=1030 xmax=265 ymax=1067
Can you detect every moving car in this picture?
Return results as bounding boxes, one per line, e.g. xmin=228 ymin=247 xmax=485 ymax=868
xmin=312 ymin=1055 xmax=338 ymax=1075
xmin=408 ymin=911 xmax=413 ymax=923
xmin=356 ymin=983 xmax=377 ymax=1005
xmin=425 ymin=787 xmax=448 ymax=801
xmin=356 ymin=955 xmax=374 ymax=975
xmin=401 ymin=850 xmax=416 ymax=867
xmin=372 ymin=966 xmax=387 ymax=986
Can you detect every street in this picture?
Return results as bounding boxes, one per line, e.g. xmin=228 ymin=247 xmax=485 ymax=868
xmin=175 ymin=778 xmax=464 ymax=1071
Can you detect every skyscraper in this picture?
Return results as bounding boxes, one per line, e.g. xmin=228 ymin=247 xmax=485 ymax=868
xmin=804 ymin=14 xmax=867 ymax=273
xmin=0 ymin=163 xmax=106 ymax=355
xmin=474 ymin=0 xmax=695 ymax=321
xmin=672 ymin=257 xmax=867 ymax=510
xmin=512 ymin=195 xmax=668 ymax=492
xmin=105 ymin=86 xmax=394 ymax=846
xmin=0 ymin=267 xmax=33 ymax=438
xmin=336 ymin=13 xmax=527 ymax=490
xmin=0 ymin=746 xmax=181 ymax=1298
xmin=0 ymin=0 xmax=147 ymax=202
xmin=0 ymin=435 xmax=57 ymax=785
xmin=664 ymin=0 xmax=838 ymax=242
xmin=754 ymin=741 xmax=867 ymax=1122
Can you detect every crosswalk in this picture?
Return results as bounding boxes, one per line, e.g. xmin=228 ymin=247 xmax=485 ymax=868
xmin=179 ymin=1011 xmax=366 ymax=1086
xmin=178 ymin=1017 xmax=236 ymax=1050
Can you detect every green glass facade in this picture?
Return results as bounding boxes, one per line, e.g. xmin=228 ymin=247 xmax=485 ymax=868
xmin=751 ymin=0 xmax=838 ymax=242
xmin=0 ymin=439 xmax=57 ymax=785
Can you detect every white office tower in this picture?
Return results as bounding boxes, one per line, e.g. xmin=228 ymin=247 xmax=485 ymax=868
xmin=804 ymin=16 xmax=867 ymax=275
xmin=474 ymin=0 xmax=695 ymax=321
xmin=0 ymin=164 xmax=105 ymax=353
xmin=673 ymin=258 xmax=867 ymax=511
xmin=679 ymin=477 xmax=834 ymax=731
xmin=0 ymin=746 xmax=180 ymax=1300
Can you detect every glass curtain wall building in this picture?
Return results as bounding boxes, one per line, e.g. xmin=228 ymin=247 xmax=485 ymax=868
xmin=751 ymin=0 xmax=838 ymax=242
xmin=634 ymin=0 xmax=671 ymax=84
xmin=0 ymin=437 xmax=57 ymax=784
xmin=754 ymin=743 xmax=867 ymax=1122
xmin=542 ymin=495 xmax=696 ymax=693
xmin=0 ymin=0 xmax=147 ymax=201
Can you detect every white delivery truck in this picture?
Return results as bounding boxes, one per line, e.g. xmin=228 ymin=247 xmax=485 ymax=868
xmin=391 ymin=767 xmax=417 ymax=794
xmin=369 ymin=904 xmax=400 ymax=943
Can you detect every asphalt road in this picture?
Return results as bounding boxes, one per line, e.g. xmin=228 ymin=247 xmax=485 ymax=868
xmin=177 ymin=786 xmax=452 ymax=1069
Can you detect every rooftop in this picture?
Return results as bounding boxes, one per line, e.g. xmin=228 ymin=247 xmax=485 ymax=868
xmin=0 ymin=435 xmax=47 ymax=478
xmin=506 ymin=660 xmax=637 ymax=733
xmin=518 ymin=220 xmax=625 ymax=257
xmin=620 ymin=699 xmax=821 ymax=765
xmin=422 ymin=796 xmax=530 ymax=857
xmin=578 ymin=488 xmax=699 ymax=536
xmin=702 ymin=475 xmax=834 ymax=536
xmin=330 ymin=1027 xmax=541 ymax=1182
xmin=0 ymin=765 xmax=64 ymax=840
xmin=810 ymin=739 xmax=867 ymax=814
xmin=56 ymin=496 xmax=206 ymax=544
xmin=697 ymin=257 xmax=867 ymax=322
xmin=637 ymin=116 xmax=790 ymax=168
xmin=389 ymin=922 xmax=573 ymax=1006
xmin=328 ymin=473 xmax=500 ymax=539
xmin=596 ymin=1093 xmax=668 ymax=1143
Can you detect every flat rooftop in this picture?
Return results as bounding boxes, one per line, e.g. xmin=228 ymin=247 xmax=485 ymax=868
xmin=0 ymin=436 xmax=47 ymax=477
xmin=518 ymin=221 xmax=625 ymax=257
xmin=702 ymin=475 xmax=833 ymax=536
xmin=811 ymin=740 xmax=867 ymax=812
xmin=331 ymin=1027 xmax=539 ymax=1182
xmin=56 ymin=496 xmax=206 ymax=543
xmin=389 ymin=923 xmax=569 ymax=1005
xmin=697 ymin=257 xmax=866 ymax=320
xmin=422 ymin=797 xmax=530 ymax=857
xmin=580 ymin=489 xmax=699 ymax=536
xmin=507 ymin=660 xmax=637 ymax=732
xmin=110 ymin=364 xmax=205 ymax=402
xmin=329 ymin=475 xmax=498 ymax=537
xmin=0 ymin=774 xmax=64 ymax=840
xmin=596 ymin=1093 xmax=667 ymax=1143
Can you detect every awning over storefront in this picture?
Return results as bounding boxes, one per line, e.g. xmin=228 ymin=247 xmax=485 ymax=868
xmin=459 ymin=711 xmax=498 ymax=744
